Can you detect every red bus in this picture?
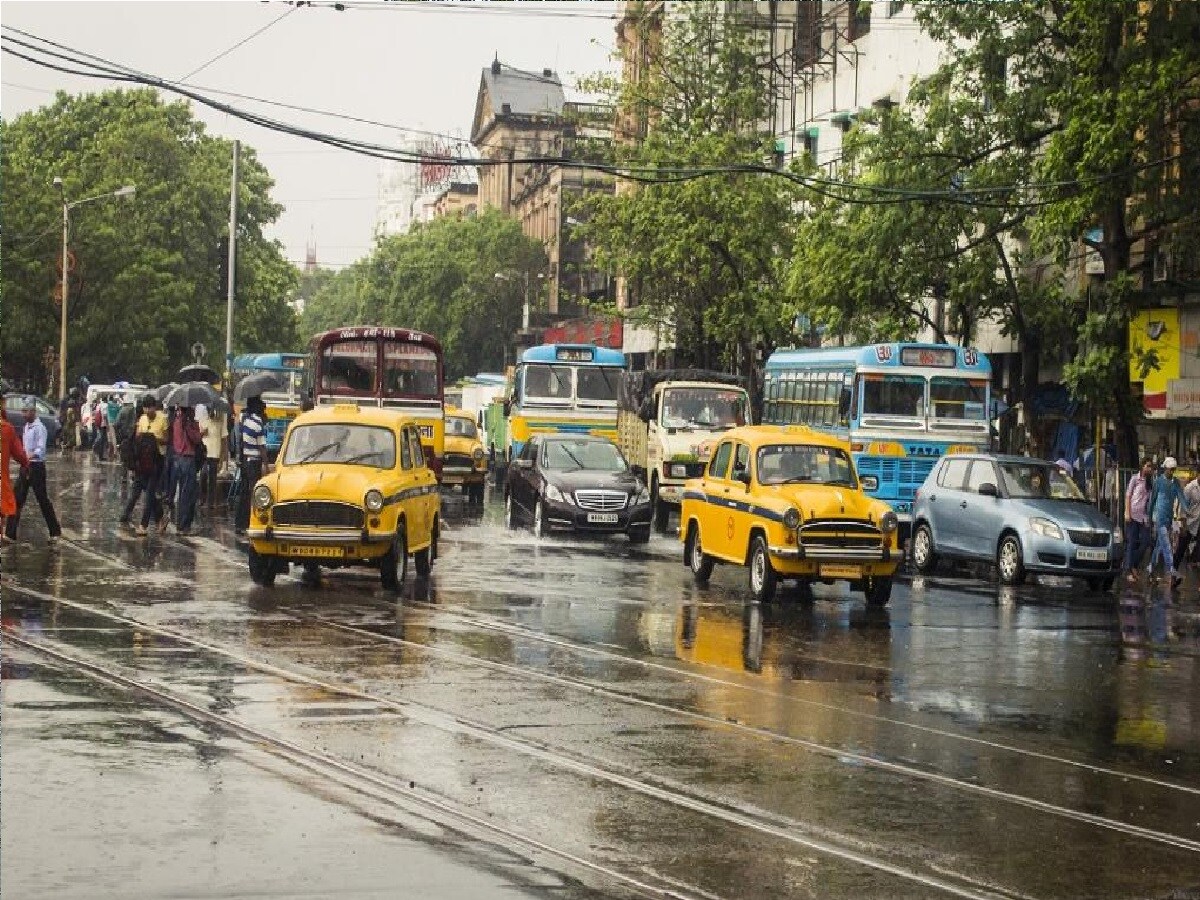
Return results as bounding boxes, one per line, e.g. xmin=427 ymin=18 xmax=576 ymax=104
xmin=308 ymin=327 xmax=445 ymax=474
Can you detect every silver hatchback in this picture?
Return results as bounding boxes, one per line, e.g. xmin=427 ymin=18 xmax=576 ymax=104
xmin=910 ymin=454 xmax=1122 ymax=589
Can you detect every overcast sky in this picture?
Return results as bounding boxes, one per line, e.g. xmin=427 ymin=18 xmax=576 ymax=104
xmin=1 ymin=1 xmax=620 ymax=269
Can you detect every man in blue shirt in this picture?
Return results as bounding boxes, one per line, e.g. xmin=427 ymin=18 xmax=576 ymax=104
xmin=1147 ymin=456 xmax=1190 ymax=585
xmin=4 ymin=397 xmax=62 ymax=543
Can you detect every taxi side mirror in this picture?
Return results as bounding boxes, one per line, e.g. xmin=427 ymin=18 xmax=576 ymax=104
xmin=735 ymin=470 xmax=751 ymax=488
xmin=860 ymin=475 xmax=879 ymax=491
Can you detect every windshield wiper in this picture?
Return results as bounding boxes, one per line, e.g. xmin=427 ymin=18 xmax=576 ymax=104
xmin=342 ymin=451 xmax=386 ymax=466
xmin=294 ymin=440 xmax=343 ymax=464
xmin=559 ymin=446 xmax=587 ymax=470
xmin=779 ymin=475 xmax=818 ymax=484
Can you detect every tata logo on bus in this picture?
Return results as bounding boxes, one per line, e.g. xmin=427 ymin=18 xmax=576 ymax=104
xmin=907 ymin=445 xmax=943 ymax=457
xmin=875 ymin=346 xmax=893 ymax=363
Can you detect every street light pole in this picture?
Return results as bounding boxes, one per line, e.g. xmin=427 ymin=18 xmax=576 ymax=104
xmin=52 ymin=179 xmax=136 ymax=399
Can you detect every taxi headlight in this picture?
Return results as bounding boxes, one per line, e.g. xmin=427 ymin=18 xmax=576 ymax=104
xmin=783 ymin=507 xmax=801 ymax=530
xmin=669 ymin=463 xmax=688 ymax=479
xmin=880 ymin=511 xmax=899 ymax=534
xmin=365 ymin=489 xmax=385 ymax=513
xmin=1029 ymin=517 xmax=1063 ymax=540
xmin=473 ymin=447 xmax=485 ymax=461
xmin=252 ymin=484 xmax=273 ymax=511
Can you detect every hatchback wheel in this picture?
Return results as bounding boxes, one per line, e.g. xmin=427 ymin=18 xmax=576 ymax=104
xmin=748 ymin=535 xmax=777 ymax=603
xmin=912 ymin=524 xmax=938 ymax=574
xmin=997 ymin=534 xmax=1027 ymax=586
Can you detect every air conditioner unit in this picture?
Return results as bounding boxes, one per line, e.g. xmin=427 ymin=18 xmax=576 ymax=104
xmin=1153 ymin=246 xmax=1171 ymax=283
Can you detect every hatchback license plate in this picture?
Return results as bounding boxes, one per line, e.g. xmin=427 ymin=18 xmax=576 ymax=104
xmin=1077 ymin=548 xmax=1108 ymax=562
xmin=587 ymin=513 xmax=619 ymax=524
xmin=288 ymin=545 xmax=343 ymax=558
xmin=820 ymin=564 xmax=862 ymax=579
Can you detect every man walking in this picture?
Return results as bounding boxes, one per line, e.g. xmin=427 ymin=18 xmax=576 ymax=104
xmin=169 ymin=406 xmax=204 ymax=535
xmin=120 ymin=395 xmax=167 ymax=535
xmin=1147 ymin=456 xmax=1190 ymax=585
xmin=5 ymin=397 xmax=63 ymax=544
xmin=235 ymin=395 xmax=270 ymax=535
xmin=105 ymin=394 xmax=121 ymax=461
xmin=1124 ymin=458 xmax=1155 ymax=584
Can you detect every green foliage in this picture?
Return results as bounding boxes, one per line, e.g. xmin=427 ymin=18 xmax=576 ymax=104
xmin=0 ymin=89 xmax=297 ymax=393
xmin=300 ymin=210 xmax=547 ymax=380
xmin=577 ymin=1 xmax=800 ymax=373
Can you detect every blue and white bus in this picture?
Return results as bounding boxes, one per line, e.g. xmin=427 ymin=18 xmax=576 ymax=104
xmin=763 ymin=343 xmax=992 ymax=534
xmin=508 ymin=344 xmax=627 ymax=459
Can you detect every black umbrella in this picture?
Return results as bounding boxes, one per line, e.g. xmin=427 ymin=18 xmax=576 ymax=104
xmin=151 ymin=382 xmax=180 ymax=403
xmin=177 ymin=364 xmax=220 ymax=386
xmin=165 ymin=381 xmax=218 ymax=409
xmin=233 ymin=372 xmax=286 ymax=403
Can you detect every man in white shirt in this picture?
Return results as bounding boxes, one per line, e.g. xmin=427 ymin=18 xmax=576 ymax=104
xmin=4 ymin=398 xmax=62 ymax=543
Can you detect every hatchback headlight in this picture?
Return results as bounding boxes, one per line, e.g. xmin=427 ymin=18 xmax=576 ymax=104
xmin=783 ymin=507 xmax=801 ymax=530
xmin=252 ymin=484 xmax=273 ymax=511
xmin=1029 ymin=517 xmax=1063 ymax=540
xmin=365 ymin=489 xmax=384 ymax=513
xmin=880 ymin=511 xmax=899 ymax=534
xmin=669 ymin=463 xmax=688 ymax=479
xmin=545 ymin=483 xmax=572 ymax=505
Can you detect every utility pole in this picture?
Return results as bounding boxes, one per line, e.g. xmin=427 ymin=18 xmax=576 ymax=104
xmin=224 ymin=140 xmax=239 ymax=383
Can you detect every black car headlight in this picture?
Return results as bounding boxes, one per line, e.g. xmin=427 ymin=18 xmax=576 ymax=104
xmin=252 ymin=484 xmax=274 ymax=512
xmin=365 ymin=489 xmax=384 ymax=513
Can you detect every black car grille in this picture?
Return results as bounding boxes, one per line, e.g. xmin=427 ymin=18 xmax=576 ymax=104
xmin=798 ymin=520 xmax=883 ymax=549
xmin=444 ymin=453 xmax=475 ymax=468
xmin=272 ymin=501 xmax=364 ymax=529
xmin=1068 ymin=529 xmax=1110 ymax=547
xmin=574 ymin=489 xmax=628 ymax=511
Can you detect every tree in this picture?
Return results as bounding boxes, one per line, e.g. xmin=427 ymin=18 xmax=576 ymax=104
xmin=0 ymin=89 xmax=298 ymax=392
xmin=577 ymin=1 xmax=801 ymax=398
xmin=299 ymin=210 xmax=547 ymax=380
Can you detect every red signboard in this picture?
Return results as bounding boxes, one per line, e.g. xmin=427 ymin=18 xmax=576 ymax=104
xmin=542 ymin=318 xmax=623 ymax=350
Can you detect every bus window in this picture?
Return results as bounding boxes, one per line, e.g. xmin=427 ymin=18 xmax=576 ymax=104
xmin=862 ymin=374 xmax=925 ymax=418
xmin=524 ymin=365 xmax=572 ymax=400
xmin=383 ymin=342 xmax=439 ymax=399
xmin=321 ymin=341 xmax=376 ymax=394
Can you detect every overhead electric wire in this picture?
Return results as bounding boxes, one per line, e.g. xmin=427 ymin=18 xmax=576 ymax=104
xmin=4 ymin=23 xmax=1197 ymax=211
xmin=178 ymin=5 xmax=299 ymax=82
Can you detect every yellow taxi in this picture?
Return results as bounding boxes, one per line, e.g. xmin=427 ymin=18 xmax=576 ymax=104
xmin=442 ymin=407 xmax=487 ymax=504
xmin=679 ymin=425 xmax=903 ymax=605
xmin=246 ymin=404 xmax=440 ymax=590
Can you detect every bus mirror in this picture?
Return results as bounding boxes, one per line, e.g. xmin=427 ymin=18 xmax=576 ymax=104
xmin=860 ymin=475 xmax=879 ymax=491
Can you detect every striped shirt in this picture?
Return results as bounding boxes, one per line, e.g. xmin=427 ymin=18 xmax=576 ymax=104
xmin=240 ymin=412 xmax=266 ymax=461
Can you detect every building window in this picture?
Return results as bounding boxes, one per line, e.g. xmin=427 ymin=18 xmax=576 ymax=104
xmin=849 ymin=1 xmax=871 ymax=41
xmin=887 ymin=1 xmax=904 ymax=17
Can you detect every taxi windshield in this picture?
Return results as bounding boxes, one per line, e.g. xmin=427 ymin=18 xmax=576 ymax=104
xmin=446 ymin=416 xmax=478 ymax=438
xmin=541 ymin=439 xmax=628 ymax=473
xmin=756 ymin=444 xmax=856 ymax=487
xmin=282 ymin=423 xmax=396 ymax=468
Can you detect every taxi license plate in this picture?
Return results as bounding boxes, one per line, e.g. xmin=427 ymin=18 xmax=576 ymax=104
xmin=1077 ymin=548 xmax=1108 ymax=562
xmin=587 ymin=513 xmax=619 ymax=524
xmin=820 ymin=564 xmax=862 ymax=579
xmin=288 ymin=545 xmax=343 ymax=559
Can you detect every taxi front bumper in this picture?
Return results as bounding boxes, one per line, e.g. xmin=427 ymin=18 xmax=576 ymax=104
xmin=441 ymin=466 xmax=486 ymax=486
xmin=768 ymin=544 xmax=904 ymax=562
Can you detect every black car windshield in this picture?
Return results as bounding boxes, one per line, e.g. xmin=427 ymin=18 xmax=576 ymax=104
xmin=282 ymin=423 xmax=396 ymax=468
xmin=541 ymin=439 xmax=627 ymax=472
xmin=757 ymin=444 xmax=856 ymax=486
xmin=998 ymin=462 xmax=1085 ymax=500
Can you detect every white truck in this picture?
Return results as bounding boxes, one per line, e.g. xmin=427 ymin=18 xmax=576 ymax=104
xmin=617 ymin=370 xmax=750 ymax=533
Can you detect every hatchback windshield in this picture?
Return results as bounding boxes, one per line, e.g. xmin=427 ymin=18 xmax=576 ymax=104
xmin=862 ymin=375 xmax=925 ymax=418
xmin=446 ymin=416 xmax=478 ymax=438
xmin=998 ymin=462 xmax=1085 ymax=501
xmin=757 ymin=444 xmax=856 ymax=486
xmin=541 ymin=439 xmax=627 ymax=472
xmin=282 ymin=423 xmax=396 ymax=468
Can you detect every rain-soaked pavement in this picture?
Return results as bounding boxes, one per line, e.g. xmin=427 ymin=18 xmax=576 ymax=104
xmin=3 ymin=454 xmax=1200 ymax=899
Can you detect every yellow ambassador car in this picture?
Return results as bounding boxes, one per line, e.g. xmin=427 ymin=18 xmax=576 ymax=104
xmin=680 ymin=425 xmax=903 ymax=605
xmin=442 ymin=407 xmax=487 ymax=504
xmin=246 ymin=404 xmax=440 ymax=590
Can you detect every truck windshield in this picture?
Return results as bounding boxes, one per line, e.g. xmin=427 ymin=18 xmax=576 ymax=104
xmin=661 ymin=388 xmax=747 ymax=429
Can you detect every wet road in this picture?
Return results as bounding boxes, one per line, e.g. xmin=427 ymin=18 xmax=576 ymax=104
xmin=3 ymin=455 xmax=1200 ymax=899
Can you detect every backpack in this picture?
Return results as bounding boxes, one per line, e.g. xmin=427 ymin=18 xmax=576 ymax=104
xmin=119 ymin=434 xmax=136 ymax=471
xmin=134 ymin=432 xmax=160 ymax=477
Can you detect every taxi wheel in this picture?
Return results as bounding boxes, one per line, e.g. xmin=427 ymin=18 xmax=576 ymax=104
xmin=748 ymin=535 xmax=777 ymax=603
xmin=381 ymin=531 xmax=408 ymax=591
xmin=652 ymin=478 xmax=671 ymax=533
xmin=997 ymin=534 xmax=1027 ymax=586
xmin=629 ymin=525 xmax=651 ymax=544
xmin=248 ymin=546 xmax=276 ymax=587
xmin=415 ymin=522 xmax=437 ymax=577
xmin=533 ymin=499 xmax=547 ymax=538
xmin=864 ymin=576 xmax=893 ymax=607
xmin=912 ymin=524 xmax=938 ymax=574
xmin=301 ymin=562 xmax=321 ymax=586
xmin=686 ymin=522 xmax=714 ymax=583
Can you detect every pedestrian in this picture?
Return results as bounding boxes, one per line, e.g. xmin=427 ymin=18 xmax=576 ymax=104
xmin=168 ymin=406 xmax=204 ymax=535
xmin=91 ymin=401 xmax=108 ymax=461
xmin=1124 ymin=457 xmax=1155 ymax=584
xmin=195 ymin=403 xmax=222 ymax=512
xmin=0 ymin=390 xmax=30 ymax=545
xmin=1173 ymin=470 xmax=1200 ymax=589
xmin=120 ymin=395 xmax=168 ymax=536
xmin=236 ymin=395 xmax=270 ymax=535
xmin=5 ymin=397 xmax=63 ymax=544
xmin=105 ymin=393 xmax=121 ymax=459
xmin=1147 ymin=456 xmax=1191 ymax=586
xmin=60 ymin=401 xmax=78 ymax=455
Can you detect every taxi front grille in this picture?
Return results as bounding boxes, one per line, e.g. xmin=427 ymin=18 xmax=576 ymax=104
xmin=799 ymin=519 xmax=883 ymax=549
xmin=272 ymin=501 xmax=364 ymax=529
xmin=574 ymin=489 xmax=628 ymax=511
xmin=444 ymin=453 xmax=475 ymax=468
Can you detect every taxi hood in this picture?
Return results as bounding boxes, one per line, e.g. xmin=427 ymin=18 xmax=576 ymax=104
xmin=773 ymin=483 xmax=883 ymax=521
xmin=271 ymin=464 xmax=383 ymax=504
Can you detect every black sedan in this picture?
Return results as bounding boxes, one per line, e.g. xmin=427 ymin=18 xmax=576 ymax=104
xmin=504 ymin=435 xmax=653 ymax=542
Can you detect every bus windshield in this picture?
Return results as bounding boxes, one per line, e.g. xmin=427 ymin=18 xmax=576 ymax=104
xmin=383 ymin=342 xmax=439 ymax=399
xmin=930 ymin=377 xmax=987 ymax=422
xmin=576 ymin=367 xmax=620 ymax=403
xmin=862 ymin=375 xmax=925 ymax=419
xmin=320 ymin=341 xmax=376 ymax=394
xmin=662 ymin=387 xmax=747 ymax=430
xmin=524 ymin=365 xmax=573 ymax=402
